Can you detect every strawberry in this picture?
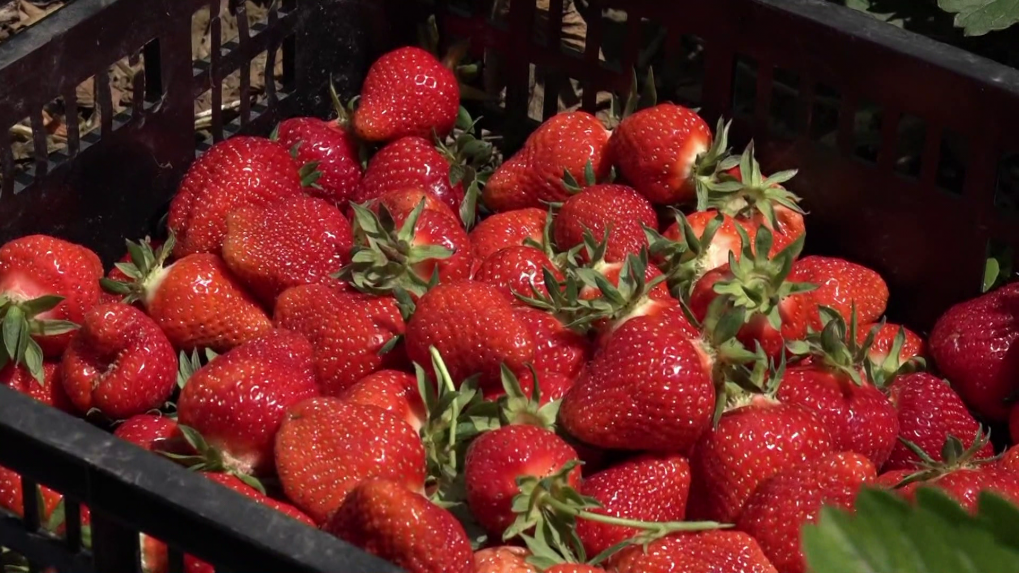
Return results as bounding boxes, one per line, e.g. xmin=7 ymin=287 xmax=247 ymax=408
xmin=687 ymin=396 xmax=834 ymax=523
xmin=1 ymin=362 xmax=75 ymax=414
xmin=340 ymin=370 xmax=426 ymax=433
xmin=274 ymin=396 xmax=427 ymax=524
xmin=274 ymin=284 xmax=405 ymax=396
xmin=779 ymin=310 xmax=900 ymax=467
xmin=405 ymin=280 xmax=534 ymax=392
xmin=607 ymin=105 xmax=724 ymax=205
xmin=883 ymin=372 xmax=993 ymax=471
xmin=0 ymin=235 xmax=103 ymax=369
xmin=575 ymin=452 xmax=691 ymax=558
xmin=929 ymin=281 xmax=1019 ymax=422
xmin=324 ymin=478 xmax=474 ymax=573
xmin=474 ymin=246 xmax=564 ymax=304
xmin=353 ymin=46 xmax=459 ymax=143
xmin=648 ymin=210 xmax=747 ymax=297
xmin=464 ymin=424 xmax=581 ymax=538
xmin=558 ymin=310 xmax=714 ymax=454
xmin=340 ymin=201 xmax=472 ymax=298
xmin=483 ymin=112 xmax=611 ymax=212
xmin=689 ymin=226 xmax=815 ymax=360
xmin=474 ymin=547 xmax=537 ymax=573
xmin=365 ymin=187 xmax=459 ymax=223
xmin=103 ymin=238 xmax=272 ymax=353
xmin=113 ymin=413 xmax=189 ymax=454
xmin=888 ymin=433 xmax=1019 ymax=513
xmin=177 ymin=329 xmax=319 ymax=476
xmin=789 ymin=256 xmax=889 ymax=330
xmin=553 ymin=184 xmax=657 ymax=263
xmin=611 ymin=531 xmax=778 ymax=573
xmin=167 ymin=136 xmax=304 ymax=257
xmin=0 ymin=464 xmax=62 ymax=520
xmin=859 ymin=321 xmax=925 ymax=368
xmin=354 ymin=136 xmax=465 ymax=214
xmin=469 ymin=208 xmax=549 ymax=261
xmin=274 ymin=116 xmax=363 ymax=207
xmin=574 ymin=245 xmax=673 ymax=307
xmin=1001 ymin=444 xmax=1019 ymax=474
xmin=222 ymin=194 xmax=354 ymax=307
xmin=736 ymin=452 xmax=876 ymax=573
xmin=60 ymin=303 xmax=177 ymax=420
xmin=513 ymin=306 xmax=589 ymax=382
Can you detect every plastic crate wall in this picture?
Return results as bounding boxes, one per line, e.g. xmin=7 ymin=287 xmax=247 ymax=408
xmin=424 ymin=0 xmax=1019 ymax=332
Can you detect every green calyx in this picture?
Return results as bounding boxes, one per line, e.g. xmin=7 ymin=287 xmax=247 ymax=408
xmin=644 ymin=210 xmax=726 ymax=300
xmin=336 ymin=200 xmax=452 ymax=298
xmin=610 ymin=67 xmax=659 ymax=124
xmin=505 ymin=460 xmax=730 ymax=569
xmin=690 ymin=117 xmax=741 ymax=200
xmin=703 ymin=224 xmax=815 ymax=335
xmin=439 ymin=106 xmax=500 ymax=230
xmin=158 ymin=424 xmax=267 ymax=495
xmin=100 ymin=233 xmax=177 ymax=307
xmin=496 ymin=364 xmax=561 ymax=430
xmin=176 ymin=348 xmax=218 ymax=390
xmin=417 ymin=346 xmax=500 ymax=508
xmin=0 ymin=293 xmax=78 ymax=383
xmin=893 ymin=429 xmax=998 ymax=489
xmin=869 ymin=324 xmax=928 ymax=390
xmin=709 ymin=342 xmax=787 ymax=427
xmin=572 ymin=245 xmax=668 ymax=329
xmin=697 ymin=141 xmax=804 ymax=232
xmin=523 ymin=208 xmax=574 ymax=271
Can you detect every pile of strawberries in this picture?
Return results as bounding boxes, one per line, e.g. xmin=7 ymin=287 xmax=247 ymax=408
xmin=3 ymin=39 xmax=1019 ymax=573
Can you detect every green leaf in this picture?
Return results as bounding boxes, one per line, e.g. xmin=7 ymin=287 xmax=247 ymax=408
xmin=234 ymin=472 xmax=267 ymax=496
xmin=802 ymin=487 xmax=1019 ymax=573
xmin=984 ymin=257 xmax=1002 ymax=293
xmin=19 ymin=295 xmax=65 ymax=316
xmin=3 ymin=306 xmax=24 ymax=361
xmin=938 ymin=0 xmax=1019 ymax=36
xmin=31 ymin=319 xmax=80 ymax=336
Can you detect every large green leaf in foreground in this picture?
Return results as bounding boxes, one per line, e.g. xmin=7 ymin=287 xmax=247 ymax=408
xmin=803 ymin=486 xmax=1019 ymax=573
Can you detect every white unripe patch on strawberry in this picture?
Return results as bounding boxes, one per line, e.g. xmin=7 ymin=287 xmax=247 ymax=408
xmin=141 ymin=264 xmax=172 ymax=309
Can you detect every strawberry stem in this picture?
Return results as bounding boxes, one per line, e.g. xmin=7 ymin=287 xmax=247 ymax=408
xmin=541 ymin=494 xmax=728 ymax=532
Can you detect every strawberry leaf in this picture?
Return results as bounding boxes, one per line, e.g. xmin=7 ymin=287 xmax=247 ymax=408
xmin=803 ymin=487 xmax=1019 ymax=573
xmin=937 ymin=0 xmax=1019 ymax=36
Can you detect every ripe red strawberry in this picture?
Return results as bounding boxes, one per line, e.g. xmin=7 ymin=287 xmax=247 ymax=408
xmin=405 ymin=280 xmax=535 ymax=392
xmin=469 ymin=208 xmax=548 ymax=261
xmin=651 ymin=210 xmax=746 ymax=292
xmin=474 ymin=547 xmax=537 ymax=573
xmin=274 ymin=284 xmax=404 ymax=396
xmin=365 ymin=187 xmax=459 ymax=223
xmin=559 ymin=311 xmax=714 ymax=454
xmin=340 ymin=370 xmax=426 ymax=433
xmin=611 ymin=531 xmax=778 ymax=573
xmin=929 ymin=282 xmax=1019 ymax=422
xmin=553 ymin=184 xmax=657 ymax=263
xmin=275 ymin=396 xmax=427 ymax=524
xmin=576 ymin=251 xmax=673 ymax=306
xmin=513 ymin=306 xmax=589 ymax=381
xmin=355 ymin=136 xmax=465 ymax=214
xmin=465 ymin=424 xmax=581 ymax=538
xmin=688 ymin=396 xmax=834 ymax=523
xmin=178 ymin=329 xmax=319 ymax=475
xmin=353 ymin=47 xmax=459 ymax=143
xmin=324 ymin=478 xmax=474 ymax=573
xmin=887 ymin=434 xmax=1019 ymax=513
xmin=884 ymin=372 xmax=993 ymax=471
xmin=736 ymin=452 xmax=876 ymax=573
xmin=341 ymin=201 xmax=472 ymax=297
xmin=474 ymin=246 xmax=564 ymax=303
xmin=1001 ymin=444 xmax=1019 ymax=474
xmin=1 ymin=362 xmax=75 ymax=414
xmin=483 ymin=112 xmax=611 ymax=212
xmin=114 ymin=413 xmax=190 ymax=454
xmin=689 ymin=226 xmax=815 ymax=360
xmin=103 ymin=238 xmax=272 ymax=353
xmin=859 ymin=321 xmax=925 ymax=367
xmin=0 ymin=235 xmax=103 ymax=365
xmin=60 ymin=303 xmax=177 ymax=420
xmin=778 ymin=312 xmax=899 ymax=467
xmin=576 ymin=452 xmax=691 ymax=558
xmin=168 ymin=136 xmax=303 ymax=257
xmin=275 ymin=116 xmax=363 ymax=207
xmin=0 ymin=464 xmax=62 ymax=520
xmin=789 ymin=256 xmax=889 ymax=330
xmin=607 ymin=104 xmax=718 ymax=205
xmin=222 ymin=194 xmax=354 ymax=307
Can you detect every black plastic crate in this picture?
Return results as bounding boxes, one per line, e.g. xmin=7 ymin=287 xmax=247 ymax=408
xmin=2 ymin=0 xmax=1019 ymax=571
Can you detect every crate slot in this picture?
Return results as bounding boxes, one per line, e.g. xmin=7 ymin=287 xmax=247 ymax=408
xmin=892 ymin=113 xmax=927 ymax=180
xmin=936 ymin=128 xmax=968 ymax=196
xmin=659 ymin=33 xmax=705 ymax=109
xmin=768 ymin=67 xmax=801 ymax=139
xmin=809 ymin=83 xmax=840 ymax=149
xmin=994 ymin=151 xmax=1019 ymax=213
xmin=194 ymin=45 xmax=284 ymax=145
xmin=731 ymin=54 xmax=758 ymax=119
xmin=852 ymin=99 xmax=882 ymax=164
